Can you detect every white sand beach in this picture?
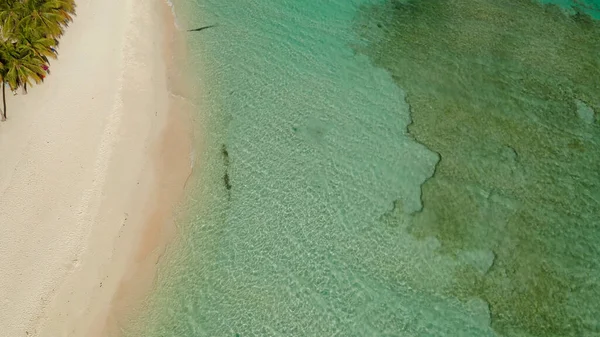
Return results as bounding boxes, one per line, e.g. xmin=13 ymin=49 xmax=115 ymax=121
xmin=0 ymin=0 xmax=191 ymax=336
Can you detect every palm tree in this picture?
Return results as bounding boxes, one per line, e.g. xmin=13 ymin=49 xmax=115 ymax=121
xmin=6 ymin=43 xmax=45 ymax=90
xmin=0 ymin=40 xmax=45 ymax=120
xmin=57 ymin=0 xmax=76 ymax=20
xmin=1 ymin=79 xmax=7 ymax=122
xmin=0 ymin=0 xmax=22 ymax=40
xmin=18 ymin=0 xmax=75 ymax=39
xmin=0 ymin=40 xmax=10 ymax=121
xmin=0 ymin=0 xmax=75 ymax=121
xmin=0 ymin=38 xmax=11 ymax=121
xmin=0 ymin=58 xmax=6 ymax=121
xmin=20 ymin=31 xmax=58 ymax=61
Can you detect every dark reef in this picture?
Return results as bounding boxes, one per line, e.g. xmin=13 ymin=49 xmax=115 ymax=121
xmin=353 ymin=0 xmax=600 ymax=336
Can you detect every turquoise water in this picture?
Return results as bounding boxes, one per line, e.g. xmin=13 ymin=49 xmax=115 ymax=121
xmin=127 ymin=0 xmax=599 ymax=336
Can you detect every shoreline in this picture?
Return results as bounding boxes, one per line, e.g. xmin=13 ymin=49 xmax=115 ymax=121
xmin=0 ymin=0 xmax=193 ymax=336
xmin=97 ymin=1 xmax=197 ymax=335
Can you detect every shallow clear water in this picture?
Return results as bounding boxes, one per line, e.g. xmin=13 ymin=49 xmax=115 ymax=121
xmin=127 ymin=0 xmax=600 ymax=336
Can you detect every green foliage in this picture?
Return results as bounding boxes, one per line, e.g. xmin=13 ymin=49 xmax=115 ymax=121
xmin=0 ymin=0 xmax=76 ymax=120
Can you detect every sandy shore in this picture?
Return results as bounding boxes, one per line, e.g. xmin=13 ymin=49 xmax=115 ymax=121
xmin=0 ymin=0 xmax=192 ymax=336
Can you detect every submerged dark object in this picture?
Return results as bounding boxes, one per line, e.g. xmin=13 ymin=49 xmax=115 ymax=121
xmin=224 ymin=172 xmax=231 ymax=191
xmin=187 ymin=24 xmax=217 ymax=32
xmin=221 ymin=144 xmax=232 ymax=196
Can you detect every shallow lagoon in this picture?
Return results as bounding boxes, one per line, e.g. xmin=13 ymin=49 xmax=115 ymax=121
xmin=128 ymin=1 xmax=600 ymax=336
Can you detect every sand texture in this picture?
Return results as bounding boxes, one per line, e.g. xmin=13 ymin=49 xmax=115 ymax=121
xmin=0 ymin=0 xmax=191 ymax=335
